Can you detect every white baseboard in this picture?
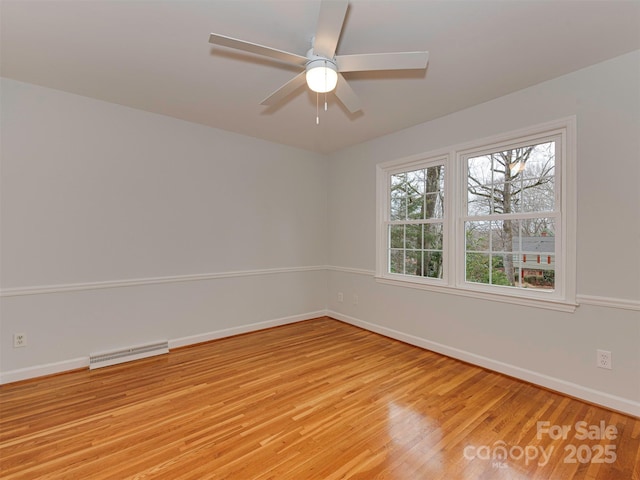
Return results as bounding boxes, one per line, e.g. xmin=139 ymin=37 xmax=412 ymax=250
xmin=328 ymin=310 xmax=640 ymax=418
xmin=168 ymin=310 xmax=327 ymax=349
xmin=0 ymin=357 xmax=89 ymax=385
xmin=0 ymin=310 xmax=328 ymax=385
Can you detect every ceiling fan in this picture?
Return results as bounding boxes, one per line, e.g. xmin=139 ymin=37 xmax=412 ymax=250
xmin=208 ymin=0 xmax=429 ymax=115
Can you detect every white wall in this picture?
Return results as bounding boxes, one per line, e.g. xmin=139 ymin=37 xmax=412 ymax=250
xmin=327 ymin=51 xmax=640 ymax=416
xmin=0 ymin=78 xmax=328 ymax=379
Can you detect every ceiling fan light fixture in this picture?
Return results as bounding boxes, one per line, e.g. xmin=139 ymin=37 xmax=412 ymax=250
xmin=306 ymin=59 xmax=338 ymax=93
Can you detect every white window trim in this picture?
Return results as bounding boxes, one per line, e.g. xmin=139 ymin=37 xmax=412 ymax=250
xmin=376 ymin=117 xmax=577 ymax=312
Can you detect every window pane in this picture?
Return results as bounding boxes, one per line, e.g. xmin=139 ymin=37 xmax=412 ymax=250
xmin=424 ymin=223 xmax=443 ymax=250
xmin=426 ymin=165 xmax=444 ymax=193
xmin=389 ymin=225 xmax=404 ymax=249
xmin=424 ymin=251 xmax=443 ymax=278
xmin=520 ymin=141 xmax=555 ymax=180
xmin=466 ymin=221 xmax=490 ymax=252
xmin=521 ymin=267 xmax=555 ymax=290
xmin=407 ymin=195 xmax=424 ymax=220
xmin=490 ymin=183 xmax=508 ymax=214
xmin=467 ymin=156 xmax=492 ymax=216
xmin=391 ymin=172 xmax=406 ymax=189
xmin=521 ymin=217 xmax=555 ymax=238
xmin=521 ymin=176 xmax=555 ymax=212
xmin=389 ymin=249 xmax=404 ymax=274
xmin=405 ymin=251 xmax=421 ymax=276
xmin=425 ymin=193 xmax=444 ymax=218
xmin=489 ymin=255 xmax=511 ymax=286
xmin=406 ymin=169 xmax=425 ymax=195
xmin=390 ymin=197 xmax=406 ymax=220
xmin=468 ymin=156 xmax=493 ymax=185
xmin=467 ymin=189 xmax=491 ymax=216
xmin=466 ymin=253 xmax=490 ymax=284
xmin=490 ymin=219 xmax=515 ymax=254
xmin=405 ymin=224 xmax=422 ymax=250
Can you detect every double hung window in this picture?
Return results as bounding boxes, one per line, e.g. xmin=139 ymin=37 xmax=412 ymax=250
xmin=376 ymin=118 xmax=576 ymax=311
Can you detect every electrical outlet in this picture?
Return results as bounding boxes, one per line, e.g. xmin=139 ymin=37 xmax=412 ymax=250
xmin=14 ymin=333 xmax=27 ymax=348
xmin=337 ymin=292 xmax=343 ymax=302
xmin=596 ymin=349 xmax=612 ymax=370
xmin=352 ymin=294 xmax=359 ymax=305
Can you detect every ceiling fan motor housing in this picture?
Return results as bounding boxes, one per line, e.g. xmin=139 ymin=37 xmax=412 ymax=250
xmin=305 ymin=57 xmax=338 ymax=93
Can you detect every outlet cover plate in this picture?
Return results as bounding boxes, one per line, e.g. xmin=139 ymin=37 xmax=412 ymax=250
xmin=14 ymin=333 xmax=27 ymax=348
xmin=597 ymin=349 xmax=612 ymax=369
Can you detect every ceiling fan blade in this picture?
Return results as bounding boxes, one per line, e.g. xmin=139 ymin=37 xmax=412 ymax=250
xmin=260 ymin=72 xmax=308 ymax=106
xmin=313 ymin=0 xmax=348 ymax=59
xmin=209 ymin=33 xmax=308 ymax=67
xmin=334 ymin=74 xmax=361 ymax=113
xmin=336 ymin=51 xmax=429 ymax=72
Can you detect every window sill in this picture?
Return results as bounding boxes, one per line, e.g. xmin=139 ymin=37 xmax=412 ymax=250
xmin=375 ymin=275 xmax=577 ymax=313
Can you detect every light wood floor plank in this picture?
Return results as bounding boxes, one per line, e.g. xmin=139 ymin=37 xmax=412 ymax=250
xmin=1 ymin=317 xmax=638 ymax=479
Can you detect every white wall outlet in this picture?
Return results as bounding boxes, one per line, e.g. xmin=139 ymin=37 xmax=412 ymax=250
xmin=352 ymin=294 xmax=359 ymax=305
xmin=14 ymin=333 xmax=27 ymax=348
xmin=337 ymin=292 xmax=344 ymax=302
xmin=596 ymin=349 xmax=612 ymax=369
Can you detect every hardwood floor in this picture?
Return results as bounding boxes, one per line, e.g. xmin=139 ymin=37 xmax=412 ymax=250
xmin=1 ymin=317 xmax=638 ymax=479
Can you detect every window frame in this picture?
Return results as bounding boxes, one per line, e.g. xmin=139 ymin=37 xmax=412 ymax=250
xmin=376 ymin=117 xmax=577 ymax=312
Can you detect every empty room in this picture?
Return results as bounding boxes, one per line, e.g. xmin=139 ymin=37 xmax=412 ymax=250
xmin=1 ymin=1 xmax=639 ymax=479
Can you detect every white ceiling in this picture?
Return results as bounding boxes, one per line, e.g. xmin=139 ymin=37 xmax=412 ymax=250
xmin=2 ymin=0 xmax=639 ymax=154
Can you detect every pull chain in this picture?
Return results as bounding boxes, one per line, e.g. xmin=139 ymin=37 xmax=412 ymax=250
xmin=315 ymin=66 xmax=331 ymax=124
xmin=324 ymin=62 xmax=328 ymax=111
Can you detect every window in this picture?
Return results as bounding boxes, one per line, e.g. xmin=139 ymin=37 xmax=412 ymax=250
xmin=462 ymin=138 xmax=558 ymax=291
xmin=388 ymin=161 xmax=446 ymax=280
xmin=376 ymin=118 xmax=576 ymax=311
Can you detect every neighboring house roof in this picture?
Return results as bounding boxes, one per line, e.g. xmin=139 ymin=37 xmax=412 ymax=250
xmin=513 ymin=236 xmax=554 ymax=253
xmin=512 ymin=235 xmax=555 ymax=271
